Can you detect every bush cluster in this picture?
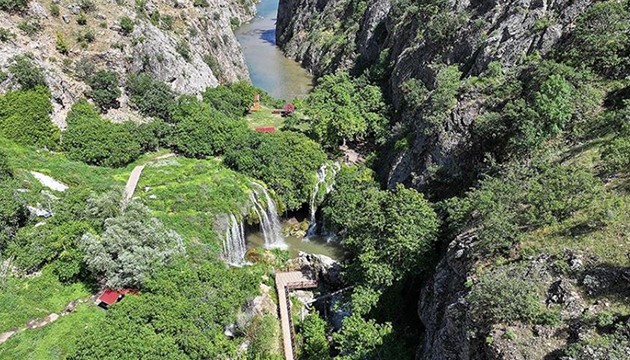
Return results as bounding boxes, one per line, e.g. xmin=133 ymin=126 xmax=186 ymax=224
xmin=0 ymin=87 xmax=59 ymax=148
xmin=62 ymin=100 xmax=142 ymax=167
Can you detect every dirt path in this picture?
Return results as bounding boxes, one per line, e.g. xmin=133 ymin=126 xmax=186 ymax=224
xmin=275 ymin=272 xmax=318 ymax=360
xmin=0 ymin=296 xmax=94 ymax=345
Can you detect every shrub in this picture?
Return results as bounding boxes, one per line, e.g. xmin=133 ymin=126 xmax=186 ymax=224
xmin=193 ymin=0 xmax=208 ymax=6
xmin=0 ymin=28 xmax=14 ymax=42
xmin=0 ymin=180 xmax=28 ymax=247
xmin=176 ymin=39 xmax=191 ymax=61
xmin=55 ymin=32 xmax=69 ymax=54
xmin=170 ymin=101 xmax=250 ymax=158
xmin=6 ymin=221 xmax=90 ymax=274
xmin=126 ymin=73 xmax=177 ymax=121
xmin=17 ymin=19 xmax=41 ymax=35
xmin=0 ymin=87 xmax=59 ymax=148
xmin=62 ymin=101 xmax=142 ymax=167
xmin=49 ymin=3 xmax=59 ymax=16
xmin=8 ymin=55 xmax=46 ymax=90
xmin=76 ymin=28 xmax=95 ymax=44
xmin=87 ymin=70 xmax=121 ymax=111
xmin=0 ymin=0 xmax=29 ymax=12
xmin=468 ymin=263 xmax=545 ymax=324
xmin=601 ymin=132 xmax=630 ymax=174
xmin=119 ymin=16 xmax=134 ymax=35
xmin=0 ymin=151 xmax=12 ymax=180
xmin=77 ymin=11 xmax=87 ymax=25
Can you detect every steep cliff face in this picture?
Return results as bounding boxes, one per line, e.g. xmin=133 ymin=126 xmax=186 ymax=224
xmin=0 ymin=0 xmax=255 ymax=126
xmin=273 ymin=1 xmax=630 ymax=359
xmin=276 ymin=0 xmax=390 ymax=77
xmin=277 ymin=0 xmax=593 ymax=191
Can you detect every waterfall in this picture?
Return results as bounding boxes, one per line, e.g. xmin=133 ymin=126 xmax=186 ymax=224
xmin=250 ymin=182 xmax=286 ymax=248
xmin=306 ymin=163 xmax=340 ymax=238
xmin=223 ymin=214 xmax=247 ymax=265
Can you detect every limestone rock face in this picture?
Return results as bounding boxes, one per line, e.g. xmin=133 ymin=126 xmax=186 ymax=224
xmin=276 ymin=0 xmax=593 ymax=191
xmin=0 ymin=0 xmax=255 ymax=127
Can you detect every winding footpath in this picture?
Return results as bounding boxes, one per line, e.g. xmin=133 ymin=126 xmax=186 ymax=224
xmin=275 ymin=272 xmax=318 ymax=360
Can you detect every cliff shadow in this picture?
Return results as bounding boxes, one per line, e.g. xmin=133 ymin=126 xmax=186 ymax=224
xmin=260 ymin=29 xmax=276 ymax=46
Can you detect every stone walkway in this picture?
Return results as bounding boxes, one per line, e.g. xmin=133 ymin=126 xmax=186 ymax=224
xmin=121 ymin=153 xmax=175 ymax=209
xmin=275 ymin=272 xmax=317 ymax=360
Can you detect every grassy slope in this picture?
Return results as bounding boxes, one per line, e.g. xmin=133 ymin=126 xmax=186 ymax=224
xmin=0 ymin=138 xmax=258 ymax=354
xmin=0 ymin=269 xmax=91 ymax=334
xmin=136 ymin=156 xmax=253 ymax=254
xmin=520 ymin=137 xmax=630 ymax=266
xmin=0 ymin=304 xmax=104 ymax=360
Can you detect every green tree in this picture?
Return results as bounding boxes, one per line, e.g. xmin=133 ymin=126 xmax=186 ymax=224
xmin=170 ymin=100 xmax=250 ymax=157
xmin=87 ymin=70 xmax=121 ymax=111
xmin=333 ymin=314 xmax=393 ymax=360
xmin=301 ymin=314 xmax=331 ymax=360
xmin=565 ymin=1 xmax=630 ymax=78
xmin=72 ymin=259 xmax=259 ymax=359
xmin=0 ymin=87 xmax=59 ymax=148
xmin=62 ymin=100 xmax=142 ymax=167
xmin=79 ymin=202 xmax=184 ymax=289
xmin=324 ymin=169 xmax=439 ymax=288
xmin=202 ymin=81 xmax=275 ymax=119
xmin=306 ymin=72 xmax=387 ymax=147
xmin=126 ymin=73 xmax=177 ymax=121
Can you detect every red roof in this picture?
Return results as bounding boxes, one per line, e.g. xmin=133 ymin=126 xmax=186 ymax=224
xmin=97 ymin=288 xmax=137 ymax=306
xmin=255 ymin=127 xmax=276 ymax=133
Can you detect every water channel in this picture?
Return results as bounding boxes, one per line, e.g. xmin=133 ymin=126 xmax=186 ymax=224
xmin=235 ymin=0 xmax=313 ymax=100
xmin=235 ymin=1 xmax=342 ymax=260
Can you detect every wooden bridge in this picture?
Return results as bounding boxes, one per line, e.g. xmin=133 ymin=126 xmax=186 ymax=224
xmin=275 ymin=271 xmax=318 ymax=360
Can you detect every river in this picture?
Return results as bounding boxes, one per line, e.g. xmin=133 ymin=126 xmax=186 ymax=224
xmin=235 ymin=0 xmax=313 ymax=100
xmin=235 ymin=2 xmax=342 ymax=259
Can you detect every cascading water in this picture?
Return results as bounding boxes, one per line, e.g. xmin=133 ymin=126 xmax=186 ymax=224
xmin=223 ymin=214 xmax=247 ymax=265
xmin=306 ymin=163 xmax=340 ymax=238
xmin=250 ymin=182 xmax=286 ymax=248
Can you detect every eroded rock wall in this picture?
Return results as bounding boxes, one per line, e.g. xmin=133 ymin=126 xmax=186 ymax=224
xmin=0 ymin=0 xmax=255 ymax=127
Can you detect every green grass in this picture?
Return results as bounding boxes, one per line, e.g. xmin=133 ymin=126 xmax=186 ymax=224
xmin=0 ymin=304 xmax=104 ymax=360
xmin=0 ymin=268 xmax=91 ymax=333
xmin=137 ymin=156 xmax=253 ymax=250
xmin=247 ymin=106 xmax=287 ymax=129
xmin=521 ymin=138 xmax=630 ymax=266
xmin=0 ymin=136 xmax=131 ymax=192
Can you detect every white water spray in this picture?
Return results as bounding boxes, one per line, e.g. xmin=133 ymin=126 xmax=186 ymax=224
xmin=223 ymin=214 xmax=247 ymax=265
xmin=250 ymin=182 xmax=286 ymax=248
xmin=306 ymin=163 xmax=340 ymax=238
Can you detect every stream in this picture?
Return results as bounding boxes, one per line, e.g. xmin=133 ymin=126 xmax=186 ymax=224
xmin=235 ymin=0 xmax=313 ymax=100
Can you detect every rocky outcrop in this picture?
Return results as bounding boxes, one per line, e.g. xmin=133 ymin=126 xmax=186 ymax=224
xmin=0 ymin=0 xmax=255 ymax=127
xmin=277 ymin=0 xmax=594 ymax=191
xmin=291 ymin=252 xmax=343 ymax=289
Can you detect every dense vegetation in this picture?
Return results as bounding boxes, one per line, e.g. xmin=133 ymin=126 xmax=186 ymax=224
xmin=1 ymin=0 xmax=629 ymax=358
